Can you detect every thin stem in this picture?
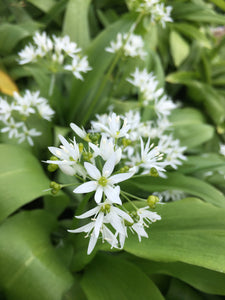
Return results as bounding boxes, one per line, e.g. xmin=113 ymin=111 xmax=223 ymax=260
xmin=121 ymin=191 xmax=138 ymax=210
xmin=49 ymin=73 xmax=56 ymax=97
xmin=122 ymin=190 xmax=146 ymax=201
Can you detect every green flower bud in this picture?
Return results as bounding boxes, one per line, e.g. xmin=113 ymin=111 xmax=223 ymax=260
xmin=150 ymin=167 xmax=159 ymax=177
xmin=119 ymin=166 xmax=130 ymax=173
xmin=83 ymin=152 xmax=93 ymax=161
xmin=47 ymin=164 xmax=58 ymax=172
xmin=49 ymin=181 xmax=61 ymax=195
xmin=147 ymin=195 xmax=159 ymax=209
xmin=129 ymin=211 xmax=140 ymax=223
xmin=90 ymin=133 xmax=100 ymax=144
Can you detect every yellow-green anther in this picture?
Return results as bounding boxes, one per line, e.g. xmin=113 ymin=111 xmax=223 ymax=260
xmin=150 ymin=167 xmax=159 ymax=177
xmin=98 ymin=176 xmax=108 ymax=186
xmin=147 ymin=195 xmax=159 ymax=209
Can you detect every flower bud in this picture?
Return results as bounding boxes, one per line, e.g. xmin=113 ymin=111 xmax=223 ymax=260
xmin=147 ymin=195 xmax=159 ymax=209
xmin=122 ymin=138 xmax=132 ymax=148
xmin=150 ymin=167 xmax=159 ymax=177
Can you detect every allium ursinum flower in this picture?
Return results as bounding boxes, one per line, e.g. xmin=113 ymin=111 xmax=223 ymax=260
xmin=0 ymin=90 xmax=54 ymax=146
xmin=158 ymin=135 xmax=187 ymax=169
xmin=154 ymin=95 xmax=178 ymax=118
xmin=89 ymin=136 xmax=122 ymax=164
xmin=91 ymin=112 xmax=130 ymax=139
xmin=45 ymin=134 xmax=85 ymax=176
xmin=68 ymin=197 xmax=133 ymax=254
xmin=73 ymin=154 xmax=134 ymax=204
xmin=153 ymin=190 xmax=187 ymax=202
xmin=18 ymin=31 xmax=91 ymax=80
xmin=219 ymin=144 xmax=225 ymax=156
xmin=127 ymin=0 xmax=173 ymax=28
xmin=106 ymin=33 xmax=147 ymax=60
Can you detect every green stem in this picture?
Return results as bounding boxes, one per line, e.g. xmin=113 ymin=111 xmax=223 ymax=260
xmin=49 ymin=73 xmax=56 ymax=97
xmin=121 ymin=191 xmax=138 ymax=210
xmin=122 ymin=190 xmax=146 ymax=201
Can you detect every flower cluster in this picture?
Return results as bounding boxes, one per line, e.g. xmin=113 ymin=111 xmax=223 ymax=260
xmin=127 ymin=0 xmax=173 ymax=28
xmin=153 ymin=190 xmax=187 ymax=202
xmin=46 ymin=108 xmax=186 ymax=254
xmin=106 ymin=33 xmax=147 ymax=60
xmin=18 ymin=32 xmax=92 ymax=80
xmin=0 ymin=90 xmax=54 ymax=146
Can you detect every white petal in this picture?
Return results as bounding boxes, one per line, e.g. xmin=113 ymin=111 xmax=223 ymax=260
xmin=87 ymin=232 xmax=98 ymax=255
xmin=84 ymin=162 xmax=101 ymax=179
xmin=68 ymin=222 xmax=94 ymax=233
xmin=104 ymin=186 xmax=122 ymax=204
xmin=102 ymin=154 xmax=116 ymax=178
xmin=94 ymin=212 xmax=104 ymax=236
xmin=112 ymin=207 xmax=133 ymax=223
xmin=94 ymin=186 xmax=103 ymax=204
xmin=109 ymin=172 xmax=133 ymax=184
xmin=70 ymin=123 xmax=86 ymax=139
xmin=76 ymin=206 xmax=100 ymax=219
xmin=73 ymin=181 xmax=97 ymax=194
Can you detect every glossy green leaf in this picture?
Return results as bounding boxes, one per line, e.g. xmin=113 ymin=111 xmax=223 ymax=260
xmin=0 ymin=210 xmax=74 ymax=300
xmin=170 ymin=31 xmax=190 ymax=67
xmin=124 ymin=198 xmax=225 ymax=273
xmin=81 ymin=253 xmax=164 ymax=300
xmin=121 ymin=173 xmax=225 ymax=207
xmin=0 ymin=144 xmax=49 ymax=222
xmin=63 ymin=0 xmax=91 ymax=48
xmin=128 ymin=258 xmax=225 ymax=295
xmin=27 ymin=0 xmax=55 ymax=12
xmin=166 ymin=71 xmax=200 ymax=85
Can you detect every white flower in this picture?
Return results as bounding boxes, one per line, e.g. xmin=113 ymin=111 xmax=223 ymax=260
xmin=73 ymin=154 xmax=134 ymax=204
xmin=153 ymin=190 xmax=186 ymax=202
xmin=154 ymin=96 xmax=177 ymax=118
xmin=37 ymin=102 xmax=55 ymax=121
xmin=0 ymin=97 xmax=14 ymax=121
xmin=53 ymin=35 xmax=81 ymax=57
xmin=70 ymin=123 xmax=90 ymax=141
xmin=13 ymin=92 xmax=36 ymax=117
xmin=131 ymin=206 xmax=161 ymax=241
xmin=106 ymin=33 xmax=146 ymax=60
xmin=18 ymin=126 xmax=41 ymax=146
xmin=151 ymin=4 xmax=173 ymax=28
xmin=64 ymin=55 xmax=92 ymax=80
xmin=46 ymin=134 xmax=84 ymax=176
xmin=89 ymin=136 xmax=122 ymax=164
xmin=18 ymin=44 xmax=37 ymax=64
xmin=91 ymin=112 xmax=130 ymax=139
xmin=33 ymin=31 xmax=53 ymax=56
xmin=1 ymin=118 xmax=24 ymax=139
xmin=68 ymin=197 xmax=133 ymax=254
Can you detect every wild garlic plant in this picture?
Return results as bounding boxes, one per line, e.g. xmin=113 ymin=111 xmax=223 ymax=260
xmin=46 ymin=105 xmax=186 ymax=254
xmin=0 ymin=90 xmax=54 ymax=146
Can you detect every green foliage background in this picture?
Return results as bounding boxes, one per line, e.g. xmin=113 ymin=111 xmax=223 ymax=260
xmin=1 ymin=0 xmax=225 ymax=299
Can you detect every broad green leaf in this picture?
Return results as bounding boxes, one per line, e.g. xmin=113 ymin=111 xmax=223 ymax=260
xmin=178 ymin=153 xmax=225 ymax=175
xmin=124 ymin=198 xmax=225 ymax=273
xmin=170 ymin=31 xmax=190 ymax=67
xmin=0 ymin=23 xmax=30 ymax=54
xmin=81 ymin=253 xmax=164 ymax=300
xmin=128 ymin=258 xmax=225 ymax=295
xmin=170 ymin=108 xmax=206 ymax=125
xmin=166 ymin=279 xmax=203 ymax=300
xmin=0 ymin=144 xmax=49 ymax=222
xmin=210 ymin=0 xmax=225 ymax=11
xmin=121 ymin=173 xmax=225 ymax=207
xmin=63 ymin=0 xmax=91 ymax=49
xmin=0 ymin=210 xmax=74 ymax=300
